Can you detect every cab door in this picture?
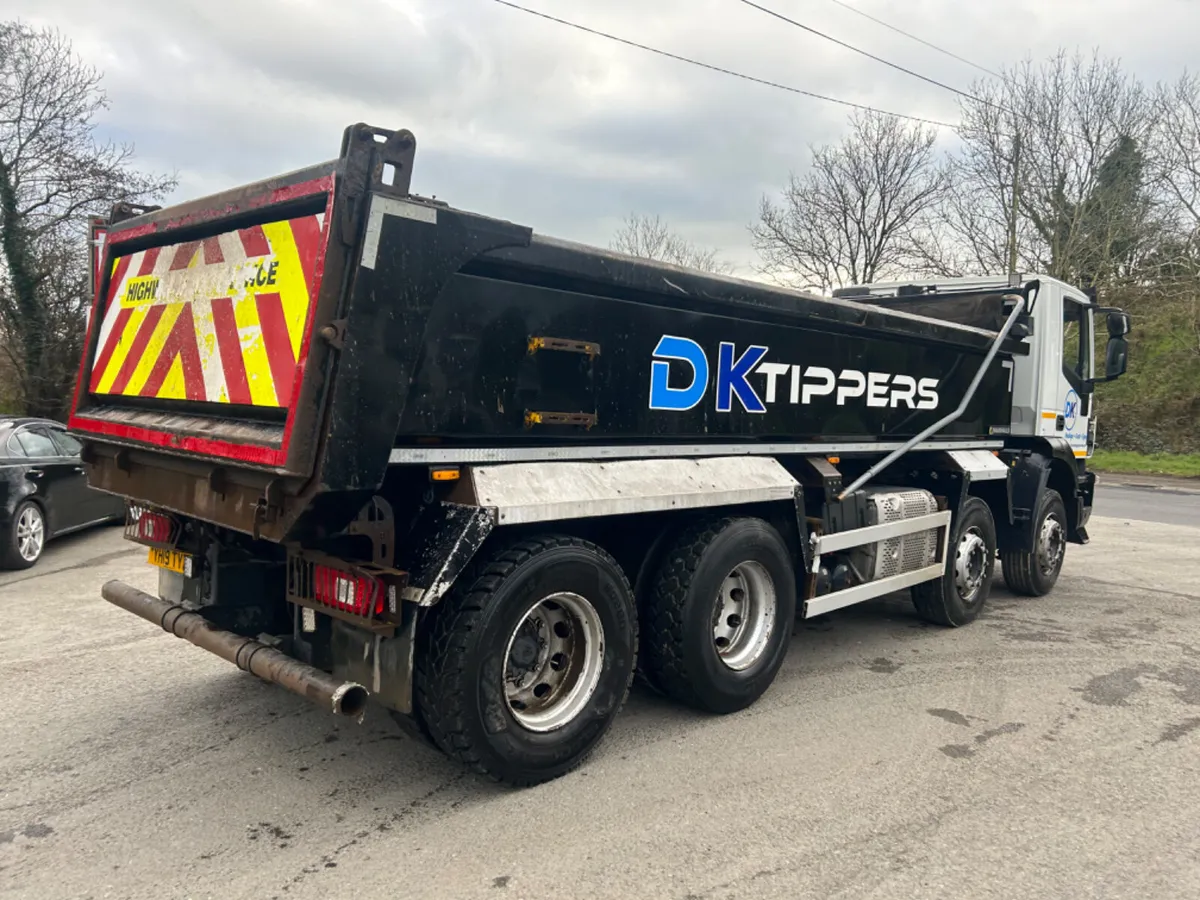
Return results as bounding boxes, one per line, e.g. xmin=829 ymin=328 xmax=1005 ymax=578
xmin=1038 ymin=292 xmax=1095 ymax=459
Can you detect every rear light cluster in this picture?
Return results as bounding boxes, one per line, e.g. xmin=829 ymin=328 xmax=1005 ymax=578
xmin=313 ymin=565 xmax=390 ymax=617
xmin=286 ymin=553 xmax=402 ymax=626
xmin=124 ymin=503 xmax=180 ymax=547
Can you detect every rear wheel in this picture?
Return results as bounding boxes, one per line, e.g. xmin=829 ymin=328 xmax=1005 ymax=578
xmin=414 ymin=535 xmax=637 ymax=786
xmin=1001 ymin=489 xmax=1067 ymax=597
xmin=2 ymin=502 xmax=45 ymax=570
xmin=912 ymin=497 xmax=996 ymax=627
xmin=642 ymin=517 xmax=796 ymax=714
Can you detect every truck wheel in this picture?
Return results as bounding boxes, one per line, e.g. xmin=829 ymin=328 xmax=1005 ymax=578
xmin=2 ymin=501 xmax=45 ymax=570
xmin=642 ymin=517 xmax=796 ymax=714
xmin=413 ymin=535 xmax=637 ymax=786
xmin=912 ymin=496 xmax=996 ymax=627
xmin=1001 ymin=489 xmax=1067 ymax=597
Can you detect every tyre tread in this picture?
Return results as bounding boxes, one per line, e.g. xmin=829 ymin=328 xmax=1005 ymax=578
xmin=1000 ymin=489 xmax=1065 ymax=597
xmin=641 ymin=517 xmax=738 ymax=708
xmin=414 ymin=535 xmax=636 ymax=787
xmin=912 ymin=497 xmax=996 ymax=627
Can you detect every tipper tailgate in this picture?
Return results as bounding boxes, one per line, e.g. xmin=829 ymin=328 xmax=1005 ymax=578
xmin=70 ymin=165 xmax=340 ymax=473
xmin=91 ymin=214 xmax=324 ymax=410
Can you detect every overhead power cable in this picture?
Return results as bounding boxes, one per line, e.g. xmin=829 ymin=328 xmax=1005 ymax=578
xmin=820 ymin=0 xmax=1003 ymax=79
xmin=736 ymin=0 xmax=990 ymax=106
xmin=490 ymin=0 xmax=957 ymax=128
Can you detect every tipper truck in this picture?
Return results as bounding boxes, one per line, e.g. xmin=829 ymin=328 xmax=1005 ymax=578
xmin=68 ymin=124 xmax=1131 ymax=786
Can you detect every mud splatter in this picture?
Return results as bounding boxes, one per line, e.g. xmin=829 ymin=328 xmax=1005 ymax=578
xmin=940 ymin=744 xmax=975 ymax=759
xmin=975 ymin=723 xmax=1024 ymax=744
xmin=927 ymin=708 xmax=971 ymax=727
xmin=1156 ymin=718 xmax=1200 ymax=745
xmin=1078 ymin=665 xmax=1158 ymax=707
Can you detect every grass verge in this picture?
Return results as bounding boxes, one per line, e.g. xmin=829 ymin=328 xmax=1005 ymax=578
xmin=1090 ymin=450 xmax=1200 ymax=479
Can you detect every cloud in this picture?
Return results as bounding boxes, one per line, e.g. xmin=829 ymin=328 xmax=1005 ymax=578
xmin=7 ymin=0 xmax=1199 ymax=273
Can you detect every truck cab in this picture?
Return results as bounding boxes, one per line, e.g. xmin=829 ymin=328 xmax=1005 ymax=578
xmin=835 ymin=274 xmax=1132 ymax=459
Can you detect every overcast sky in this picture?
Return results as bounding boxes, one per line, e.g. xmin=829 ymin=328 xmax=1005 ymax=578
xmin=7 ymin=0 xmax=1199 ymax=275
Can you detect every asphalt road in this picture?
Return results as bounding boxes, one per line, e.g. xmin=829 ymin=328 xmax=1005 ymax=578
xmin=1096 ymin=479 xmax=1200 ymax=528
xmin=3 ymin=492 xmax=1200 ymax=899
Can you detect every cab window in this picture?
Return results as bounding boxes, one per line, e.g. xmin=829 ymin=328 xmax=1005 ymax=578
xmin=1062 ymin=297 xmax=1094 ymax=384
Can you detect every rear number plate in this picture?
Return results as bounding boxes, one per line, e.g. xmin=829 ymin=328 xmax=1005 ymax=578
xmin=148 ymin=547 xmax=192 ymax=577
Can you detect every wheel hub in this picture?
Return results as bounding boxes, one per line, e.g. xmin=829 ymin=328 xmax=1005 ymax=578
xmin=1037 ymin=516 xmax=1065 ymax=576
xmin=954 ymin=528 xmax=987 ymax=601
xmin=16 ymin=507 xmax=44 ymax=562
xmin=712 ymin=562 xmax=776 ymax=672
xmin=503 ymin=592 xmax=605 ymax=732
xmin=508 ymin=632 xmax=541 ymax=669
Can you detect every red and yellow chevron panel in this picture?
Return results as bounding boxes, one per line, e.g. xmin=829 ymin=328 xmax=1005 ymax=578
xmin=89 ymin=213 xmax=328 ymax=408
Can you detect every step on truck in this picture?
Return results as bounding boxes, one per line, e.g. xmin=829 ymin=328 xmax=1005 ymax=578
xmin=69 ymin=124 xmax=1132 ymax=786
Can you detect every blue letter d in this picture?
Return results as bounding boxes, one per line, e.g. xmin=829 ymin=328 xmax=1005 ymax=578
xmin=649 ymin=335 xmax=709 ymax=411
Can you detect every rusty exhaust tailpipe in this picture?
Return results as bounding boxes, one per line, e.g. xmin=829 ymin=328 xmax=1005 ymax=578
xmin=101 ymin=580 xmax=369 ymax=721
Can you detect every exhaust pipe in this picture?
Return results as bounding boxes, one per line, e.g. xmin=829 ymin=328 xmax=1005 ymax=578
xmin=101 ymin=580 xmax=369 ymax=721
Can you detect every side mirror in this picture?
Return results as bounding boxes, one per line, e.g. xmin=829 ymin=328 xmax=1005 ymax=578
xmin=1107 ymin=311 xmax=1131 ymax=338
xmin=1104 ymin=336 xmax=1128 ymax=380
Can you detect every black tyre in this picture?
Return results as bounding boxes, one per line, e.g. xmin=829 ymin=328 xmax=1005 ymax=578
xmin=1001 ymin=489 xmax=1068 ymax=597
xmin=2 ymin=501 xmax=45 ymax=570
xmin=642 ymin=517 xmax=796 ymax=714
xmin=414 ymin=535 xmax=637 ymax=786
xmin=912 ymin=496 xmax=996 ymax=627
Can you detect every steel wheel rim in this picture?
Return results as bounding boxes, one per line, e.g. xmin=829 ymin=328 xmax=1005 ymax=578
xmin=503 ymin=591 xmax=605 ymax=733
xmin=16 ymin=506 xmax=43 ymax=562
xmin=1037 ymin=515 xmax=1065 ymax=576
xmin=712 ymin=561 xmax=776 ymax=672
xmin=954 ymin=526 xmax=987 ymax=602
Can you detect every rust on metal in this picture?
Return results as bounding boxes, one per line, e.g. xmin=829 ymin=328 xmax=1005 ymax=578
xmin=526 ymin=336 xmax=601 ymax=358
xmin=100 ymin=580 xmax=369 ymax=720
xmin=524 ymin=410 xmax=599 ymax=430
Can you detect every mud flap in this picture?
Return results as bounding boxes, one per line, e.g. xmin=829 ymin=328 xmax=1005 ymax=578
xmin=395 ymin=502 xmax=494 ymax=606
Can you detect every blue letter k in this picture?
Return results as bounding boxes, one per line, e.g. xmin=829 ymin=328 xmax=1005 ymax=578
xmin=716 ymin=342 xmax=768 ymax=413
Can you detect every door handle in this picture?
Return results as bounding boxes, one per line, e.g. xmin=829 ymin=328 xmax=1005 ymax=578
xmin=74 ymin=466 xmax=85 ymax=474
xmin=27 ymin=468 xmax=44 ymax=478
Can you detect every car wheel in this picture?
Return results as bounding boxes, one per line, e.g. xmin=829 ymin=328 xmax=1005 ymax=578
xmin=3 ymin=501 xmax=46 ymax=570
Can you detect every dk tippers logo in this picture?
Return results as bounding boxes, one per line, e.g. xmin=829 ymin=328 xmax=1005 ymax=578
xmin=648 ymin=335 xmax=940 ymax=413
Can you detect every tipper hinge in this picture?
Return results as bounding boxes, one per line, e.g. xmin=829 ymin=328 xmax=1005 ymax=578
xmin=252 ymin=478 xmax=286 ymax=540
xmin=318 ymin=318 xmax=349 ymax=351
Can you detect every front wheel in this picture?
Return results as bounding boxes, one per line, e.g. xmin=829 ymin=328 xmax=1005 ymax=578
xmin=414 ymin=535 xmax=637 ymax=786
xmin=1001 ymin=489 xmax=1068 ymax=597
xmin=912 ymin=496 xmax=996 ymax=627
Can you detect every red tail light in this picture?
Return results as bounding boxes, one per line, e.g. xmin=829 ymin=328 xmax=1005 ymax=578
xmin=312 ymin=564 xmax=385 ymax=617
xmin=124 ymin=504 xmax=180 ymax=547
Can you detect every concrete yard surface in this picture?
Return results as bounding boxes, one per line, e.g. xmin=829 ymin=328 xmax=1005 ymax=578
xmin=2 ymin=507 xmax=1200 ymax=899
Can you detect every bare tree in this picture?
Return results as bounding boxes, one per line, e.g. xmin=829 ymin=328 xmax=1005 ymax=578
xmin=610 ymin=213 xmax=733 ymax=274
xmin=1153 ymin=71 xmax=1200 ymax=237
xmin=749 ymin=110 xmax=947 ymax=292
xmin=936 ymin=50 xmax=1158 ymax=285
xmin=0 ymin=21 xmax=175 ymax=420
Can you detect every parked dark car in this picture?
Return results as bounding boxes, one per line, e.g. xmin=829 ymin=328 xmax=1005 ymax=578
xmin=0 ymin=416 xmax=125 ymax=569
